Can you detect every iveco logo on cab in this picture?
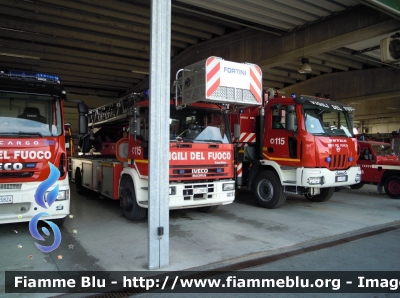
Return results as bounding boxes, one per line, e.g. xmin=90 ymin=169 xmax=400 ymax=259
xmin=0 ymin=163 xmax=23 ymax=170
xmin=192 ymin=169 xmax=208 ymax=174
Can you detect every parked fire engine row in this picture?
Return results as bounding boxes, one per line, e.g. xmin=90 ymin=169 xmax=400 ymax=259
xmin=0 ymin=57 xmax=363 ymax=226
xmin=68 ymin=57 xmax=361 ymax=221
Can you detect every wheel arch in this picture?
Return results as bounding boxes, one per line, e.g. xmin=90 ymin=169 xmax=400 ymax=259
xmin=381 ymin=170 xmax=400 ymax=184
xmin=119 ymin=168 xmax=148 ymax=208
xmin=247 ymin=160 xmax=282 ymax=190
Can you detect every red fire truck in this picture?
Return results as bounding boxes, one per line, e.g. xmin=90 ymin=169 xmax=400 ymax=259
xmin=351 ymin=140 xmax=400 ymax=199
xmin=231 ymin=91 xmax=361 ymax=208
xmin=69 ymin=57 xmax=262 ymax=221
xmin=0 ymin=70 xmax=87 ymax=226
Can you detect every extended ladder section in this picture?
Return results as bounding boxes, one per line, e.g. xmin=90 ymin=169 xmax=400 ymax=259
xmin=88 ymin=92 xmax=143 ymax=127
xmin=179 ymin=56 xmax=263 ymax=109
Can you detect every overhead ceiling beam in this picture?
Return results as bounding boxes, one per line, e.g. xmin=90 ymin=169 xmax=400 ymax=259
xmin=354 ymin=112 xmax=399 ymax=121
xmin=0 ymin=16 xmax=154 ymax=52
xmin=0 ymin=44 xmax=149 ymax=74
xmin=262 ymin=73 xmax=297 ymax=85
xmin=178 ymin=0 xmax=298 ymax=30
xmin=0 ymin=28 xmax=152 ymax=59
xmin=261 ymin=67 xmax=306 ymax=81
xmin=263 ymin=80 xmax=284 ymax=89
xmin=340 ymin=90 xmax=400 ymax=104
xmin=257 ymin=17 xmax=400 ymax=68
xmin=313 ymin=53 xmax=364 ymax=69
xmin=35 ymin=0 xmax=226 ymax=36
xmin=327 ymin=48 xmax=383 ymax=68
xmin=0 ymin=46 xmax=149 ymax=75
xmin=0 ymin=39 xmax=149 ymax=69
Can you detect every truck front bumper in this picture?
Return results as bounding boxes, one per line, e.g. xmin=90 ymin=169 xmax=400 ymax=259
xmin=298 ymin=166 xmax=361 ymax=188
xmin=0 ymin=179 xmax=70 ymax=224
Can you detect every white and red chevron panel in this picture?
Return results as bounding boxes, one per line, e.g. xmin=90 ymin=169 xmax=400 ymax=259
xmin=233 ymin=132 xmax=256 ymax=144
xmin=205 ymin=56 xmax=262 ymax=106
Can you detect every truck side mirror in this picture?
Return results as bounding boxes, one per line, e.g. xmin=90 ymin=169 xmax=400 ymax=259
xmin=130 ymin=117 xmax=141 ymax=136
xmin=349 ymin=113 xmax=354 ymax=129
xmin=285 ymin=105 xmax=295 ymax=131
xmin=77 ymin=102 xmax=88 ymax=136
xmin=234 ymin=124 xmax=240 ymax=139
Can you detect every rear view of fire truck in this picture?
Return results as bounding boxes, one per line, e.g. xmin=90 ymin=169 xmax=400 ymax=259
xmin=70 ymin=57 xmax=262 ymax=221
xmin=232 ymin=91 xmax=361 ymax=208
xmin=0 ymin=70 xmax=88 ymax=226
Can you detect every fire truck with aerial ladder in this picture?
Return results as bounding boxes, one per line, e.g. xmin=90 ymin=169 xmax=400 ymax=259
xmin=0 ymin=70 xmax=88 ymax=227
xmin=230 ymin=90 xmax=362 ymax=208
xmin=69 ymin=57 xmax=262 ymax=221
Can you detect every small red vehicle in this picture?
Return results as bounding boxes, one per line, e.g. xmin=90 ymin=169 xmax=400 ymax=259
xmin=352 ymin=140 xmax=400 ymax=199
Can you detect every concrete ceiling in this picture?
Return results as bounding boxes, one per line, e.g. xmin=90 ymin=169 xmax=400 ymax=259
xmin=1 ymin=0 xmax=399 ymax=110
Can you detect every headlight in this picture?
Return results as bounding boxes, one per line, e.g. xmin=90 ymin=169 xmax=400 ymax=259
xmin=169 ymin=186 xmax=176 ymax=195
xmin=307 ymin=177 xmax=323 ymax=185
xmin=223 ymin=183 xmax=235 ymax=191
xmin=45 ymin=190 xmax=69 ymax=201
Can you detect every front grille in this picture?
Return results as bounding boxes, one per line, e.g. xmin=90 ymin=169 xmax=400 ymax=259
xmin=0 ymin=184 xmax=22 ymax=190
xmin=0 ymin=172 xmax=34 ymax=178
xmin=181 ymin=183 xmax=215 ymax=200
xmin=329 ymin=154 xmax=347 ymax=169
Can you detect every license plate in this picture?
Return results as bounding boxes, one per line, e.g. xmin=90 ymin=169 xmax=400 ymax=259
xmin=193 ymin=188 xmax=207 ymax=194
xmin=335 ymin=176 xmax=348 ymax=182
xmin=0 ymin=195 xmax=13 ymax=204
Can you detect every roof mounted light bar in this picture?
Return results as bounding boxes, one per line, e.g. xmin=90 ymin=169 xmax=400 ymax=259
xmin=0 ymin=70 xmax=60 ymax=83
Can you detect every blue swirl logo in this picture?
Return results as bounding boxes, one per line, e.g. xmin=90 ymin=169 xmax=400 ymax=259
xmin=29 ymin=162 xmax=62 ymax=253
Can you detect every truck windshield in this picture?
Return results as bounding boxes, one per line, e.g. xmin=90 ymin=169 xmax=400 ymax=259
xmin=303 ymin=104 xmax=353 ymax=138
xmin=372 ymin=144 xmax=395 ymax=156
xmin=170 ymin=108 xmax=230 ymax=143
xmin=0 ymin=93 xmax=63 ymax=137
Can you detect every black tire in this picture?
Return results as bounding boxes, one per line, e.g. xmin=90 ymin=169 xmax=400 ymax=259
xmin=235 ymin=188 xmax=241 ymax=198
xmin=350 ymin=182 xmax=364 ymax=190
xmin=75 ymin=168 xmax=87 ymax=195
xmin=253 ymin=170 xmax=287 ymax=209
xmin=50 ymin=217 xmax=66 ymax=227
xmin=384 ymin=176 xmax=400 ymax=199
xmin=120 ymin=177 xmax=147 ymax=220
xmin=197 ymin=205 xmax=218 ymax=213
xmin=305 ymin=187 xmax=334 ymax=202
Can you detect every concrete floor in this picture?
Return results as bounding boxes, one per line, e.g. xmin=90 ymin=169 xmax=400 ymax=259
xmin=1 ymin=183 xmax=400 ymax=297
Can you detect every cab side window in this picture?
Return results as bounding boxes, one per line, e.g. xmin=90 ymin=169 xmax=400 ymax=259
xmin=272 ymin=108 xmax=285 ymax=129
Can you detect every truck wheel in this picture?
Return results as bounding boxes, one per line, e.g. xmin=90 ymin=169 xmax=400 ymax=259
xmin=384 ymin=176 xmax=400 ymax=199
xmin=350 ymin=182 xmax=364 ymax=190
xmin=305 ymin=187 xmax=334 ymax=202
xmin=197 ymin=205 xmax=218 ymax=213
xmin=50 ymin=217 xmax=66 ymax=227
xmin=253 ymin=171 xmax=287 ymax=209
xmin=120 ymin=178 xmax=147 ymax=220
xmin=75 ymin=168 xmax=87 ymax=195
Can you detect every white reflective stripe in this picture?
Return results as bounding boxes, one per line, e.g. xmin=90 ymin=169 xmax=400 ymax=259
xmin=237 ymin=163 xmax=243 ymax=177
xmin=206 ymin=58 xmax=220 ymax=91
xmin=240 ymin=133 xmax=256 ymax=143
xmin=371 ymin=164 xmax=400 ymax=170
